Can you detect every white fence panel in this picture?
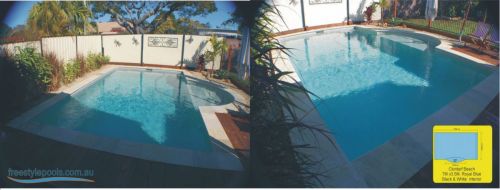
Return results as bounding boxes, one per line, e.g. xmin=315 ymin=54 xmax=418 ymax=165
xmin=183 ymin=35 xmax=221 ymax=70
xmin=103 ymin=35 xmax=142 ymax=64
xmin=0 ymin=41 xmax=41 ymax=56
xmin=143 ymin=34 xmax=183 ymax=66
xmin=42 ymin=36 xmax=77 ymax=63
xmin=77 ymin=35 xmax=102 ymax=57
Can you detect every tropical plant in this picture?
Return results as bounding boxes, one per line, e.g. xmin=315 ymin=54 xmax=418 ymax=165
xmin=60 ymin=1 xmax=94 ymax=35
xmin=229 ymin=1 xmax=334 ymax=187
xmin=27 ymin=1 xmax=94 ymax=38
xmin=205 ymin=34 xmax=227 ymax=77
xmin=27 ymin=1 xmax=70 ymax=38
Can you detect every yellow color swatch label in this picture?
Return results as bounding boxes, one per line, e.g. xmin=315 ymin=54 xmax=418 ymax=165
xmin=433 ymin=125 xmax=492 ymax=183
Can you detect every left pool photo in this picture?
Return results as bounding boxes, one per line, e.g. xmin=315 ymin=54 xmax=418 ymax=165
xmin=0 ymin=1 xmax=250 ymax=187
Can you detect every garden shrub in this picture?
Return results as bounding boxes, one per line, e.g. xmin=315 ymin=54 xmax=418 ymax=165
xmin=63 ymin=53 xmax=109 ymax=84
xmin=12 ymin=47 xmax=52 ymax=99
xmin=85 ymin=53 xmax=109 ymax=71
xmin=63 ymin=58 xmax=81 ymax=84
xmin=0 ymin=47 xmax=52 ymax=122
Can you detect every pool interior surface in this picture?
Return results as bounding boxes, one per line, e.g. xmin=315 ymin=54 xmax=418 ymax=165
xmin=31 ymin=69 xmax=234 ymax=151
xmin=282 ymin=27 xmax=494 ymax=160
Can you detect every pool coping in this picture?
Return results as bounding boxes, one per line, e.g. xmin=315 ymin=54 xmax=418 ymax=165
xmin=274 ymin=25 xmax=499 ymax=187
xmin=7 ymin=65 xmax=246 ymax=172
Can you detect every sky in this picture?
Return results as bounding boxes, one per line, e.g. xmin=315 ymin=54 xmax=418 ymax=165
xmin=4 ymin=1 xmax=236 ymax=29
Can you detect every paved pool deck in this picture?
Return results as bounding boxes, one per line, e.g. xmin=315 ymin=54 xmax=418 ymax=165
xmin=275 ymin=25 xmax=499 ymax=187
xmin=6 ymin=65 xmax=249 ymax=173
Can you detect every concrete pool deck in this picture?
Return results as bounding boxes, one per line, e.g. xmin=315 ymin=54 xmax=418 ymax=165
xmin=275 ymin=25 xmax=499 ymax=187
xmin=7 ymin=65 xmax=249 ymax=172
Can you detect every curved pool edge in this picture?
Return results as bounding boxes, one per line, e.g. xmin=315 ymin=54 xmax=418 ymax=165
xmin=7 ymin=65 xmax=245 ymax=172
xmin=274 ymin=26 xmax=499 ymax=187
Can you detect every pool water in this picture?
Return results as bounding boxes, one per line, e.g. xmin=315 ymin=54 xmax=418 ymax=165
xmin=282 ymin=27 xmax=494 ymax=160
xmin=32 ymin=69 xmax=233 ymax=151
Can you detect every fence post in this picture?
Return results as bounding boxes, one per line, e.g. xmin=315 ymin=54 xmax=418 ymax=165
xmin=300 ymin=0 xmax=307 ymax=30
xmin=75 ymin=36 xmax=79 ymax=58
xmin=140 ymin=34 xmax=144 ymax=66
xmin=180 ymin=33 xmax=186 ymax=69
xmin=346 ymin=0 xmax=350 ymax=25
xmin=39 ymin=38 xmax=43 ymax=57
xmin=101 ymin=35 xmax=104 ymax=56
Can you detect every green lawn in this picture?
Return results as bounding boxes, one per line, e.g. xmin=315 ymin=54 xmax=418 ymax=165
xmin=391 ymin=18 xmax=478 ymax=36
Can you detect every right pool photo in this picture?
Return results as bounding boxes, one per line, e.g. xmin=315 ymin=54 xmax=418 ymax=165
xmin=250 ymin=0 xmax=498 ymax=188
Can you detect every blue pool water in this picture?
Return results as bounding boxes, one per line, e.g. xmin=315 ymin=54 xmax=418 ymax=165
xmin=32 ymin=69 xmax=234 ymax=151
xmin=282 ymin=27 xmax=494 ymax=160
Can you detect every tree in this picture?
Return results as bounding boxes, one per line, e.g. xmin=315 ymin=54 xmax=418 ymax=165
xmin=153 ymin=17 xmax=209 ymax=34
xmin=60 ymin=1 xmax=94 ymax=35
xmin=90 ymin=2 xmax=216 ymax=34
xmin=27 ymin=1 xmax=69 ymax=38
xmin=27 ymin=1 xmax=94 ymax=38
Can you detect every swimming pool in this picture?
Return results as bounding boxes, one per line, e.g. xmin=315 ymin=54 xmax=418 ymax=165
xmin=281 ymin=27 xmax=495 ymax=160
xmin=30 ymin=68 xmax=234 ymax=151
